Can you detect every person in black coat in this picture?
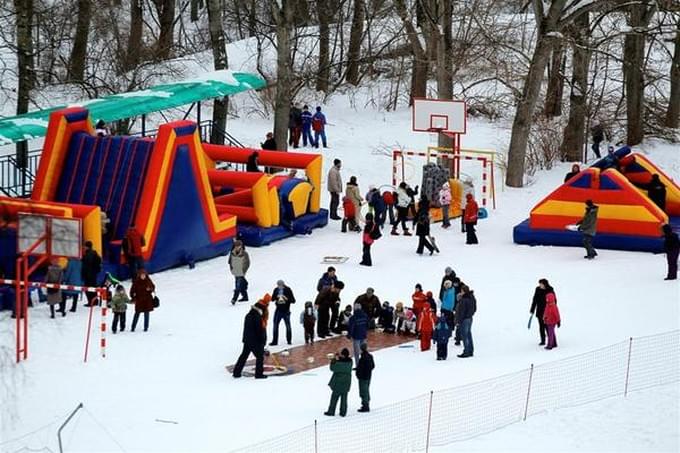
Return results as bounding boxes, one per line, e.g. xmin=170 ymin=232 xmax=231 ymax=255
xmin=261 ymin=132 xmax=277 ymax=151
xmin=415 ymin=212 xmax=435 ymax=255
xmin=246 ymin=151 xmax=260 ymax=172
xmin=233 ymin=302 xmax=268 ymax=379
xmin=269 ymin=280 xmax=296 ymax=346
xmin=564 ymin=164 xmax=580 ymax=183
xmin=530 ymin=278 xmax=553 ymax=345
xmin=647 ymin=174 xmax=666 ymax=211
xmin=361 ymin=213 xmax=380 ymax=267
xmin=317 ymin=267 xmax=338 ymax=292
xmin=355 ymin=342 xmax=375 ymax=412
xmin=81 ymin=241 xmax=102 ymax=307
xmin=663 ymin=224 xmax=680 ymax=281
xmin=455 ymin=285 xmax=476 ymax=358
xmin=315 ymin=281 xmax=344 ymax=338
xmin=591 ymin=123 xmax=604 ymax=159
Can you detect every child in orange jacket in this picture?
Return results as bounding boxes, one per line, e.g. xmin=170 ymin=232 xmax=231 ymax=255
xmin=418 ymin=307 xmax=437 ymax=351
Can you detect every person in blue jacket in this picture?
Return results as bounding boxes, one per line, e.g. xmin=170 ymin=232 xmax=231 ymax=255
xmin=62 ymin=257 xmax=83 ymax=312
xmin=367 ymin=186 xmax=387 ymax=228
xmin=312 ymin=106 xmax=328 ymax=148
xmin=300 ymin=105 xmax=314 ymax=147
xmin=440 ymin=279 xmax=456 ymax=329
xmin=432 ymin=315 xmax=452 ymax=360
xmin=348 ymin=303 xmax=369 ymax=364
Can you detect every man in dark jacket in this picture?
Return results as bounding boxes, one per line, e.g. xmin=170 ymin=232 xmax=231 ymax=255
xmin=438 ymin=267 xmax=456 ymax=302
xmin=233 ymin=302 xmax=268 ymax=379
xmin=288 ymin=103 xmax=302 ymax=148
xmin=355 ymin=342 xmax=375 ymax=412
xmin=530 ymin=278 xmax=551 ymax=345
xmin=348 ymin=303 xmax=369 ymax=364
xmin=269 ymin=280 xmax=296 ymax=346
xmin=315 ymin=281 xmax=344 ymax=338
xmin=591 ymin=122 xmax=604 ymax=159
xmin=663 ymin=224 xmax=680 ymax=280
xmin=317 ymin=266 xmax=338 ymax=292
xmin=576 ymin=200 xmax=599 ymax=259
xmin=300 ymin=105 xmax=314 ymax=147
xmin=455 ymin=285 xmax=476 ymax=358
xmin=354 ymin=287 xmax=380 ymax=328
xmin=647 ymin=174 xmax=666 ymax=211
xmin=261 ymin=132 xmax=277 ymax=151
xmin=415 ymin=212 xmax=435 ymax=255
xmin=246 ymin=151 xmax=260 ymax=172
xmin=81 ymin=241 xmax=102 ymax=307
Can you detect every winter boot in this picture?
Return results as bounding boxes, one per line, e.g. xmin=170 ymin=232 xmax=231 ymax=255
xmin=391 ymin=229 xmax=399 ymax=236
xmin=358 ymin=405 xmax=370 ymax=413
xmin=403 ymin=229 xmax=412 ymax=236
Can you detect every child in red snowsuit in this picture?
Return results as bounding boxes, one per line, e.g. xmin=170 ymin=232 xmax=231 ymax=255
xmin=543 ymin=293 xmax=561 ymax=350
xmin=342 ymin=196 xmax=360 ymax=233
xmin=418 ymin=308 xmax=437 ymax=351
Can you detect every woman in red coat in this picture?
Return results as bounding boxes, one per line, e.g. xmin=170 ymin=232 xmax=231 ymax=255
xmin=542 ymin=292 xmax=561 ymax=350
xmin=464 ymin=193 xmax=479 ymax=245
xmin=130 ymin=269 xmax=156 ymax=332
xmin=418 ymin=308 xmax=437 ymax=351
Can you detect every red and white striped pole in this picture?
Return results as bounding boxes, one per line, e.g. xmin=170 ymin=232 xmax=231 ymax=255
xmin=481 ymin=158 xmax=488 ymax=208
xmin=100 ymin=290 xmax=107 ymax=358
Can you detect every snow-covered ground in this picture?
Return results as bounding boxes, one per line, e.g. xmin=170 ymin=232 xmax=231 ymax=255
xmin=1 ymin=88 xmax=679 ymax=452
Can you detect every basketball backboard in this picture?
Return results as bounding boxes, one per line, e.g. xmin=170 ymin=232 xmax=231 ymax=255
xmin=412 ymin=98 xmax=467 ymax=134
xmin=17 ymin=213 xmax=82 ymax=258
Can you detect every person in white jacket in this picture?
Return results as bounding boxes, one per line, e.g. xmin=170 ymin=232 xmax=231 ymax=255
xmin=391 ymin=183 xmax=413 ymax=236
xmin=439 ymin=182 xmax=452 ymax=228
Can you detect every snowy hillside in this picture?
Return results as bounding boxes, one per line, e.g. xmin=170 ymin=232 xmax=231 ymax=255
xmin=1 ymin=88 xmax=679 ymax=452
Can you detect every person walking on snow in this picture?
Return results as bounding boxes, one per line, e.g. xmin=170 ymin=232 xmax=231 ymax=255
xmin=300 ymin=105 xmax=314 ymax=147
xmin=366 ymin=186 xmax=387 ymax=228
xmin=439 ymin=182 xmax=452 ymax=228
xmin=530 ymin=278 xmax=553 ymax=346
xmin=415 ymin=212 xmax=435 ymax=255
xmin=345 ymin=176 xmax=363 ymax=227
xmin=110 ymin=284 xmax=129 ymax=334
xmin=576 ymin=199 xmax=599 ymax=259
xmin=348 ymin=303 xmax=369 ymax=364
xmin=312 ymin=106 xmax=328 ymax=148
xmin=464 ymin=193 xmax=479 ymax=244
xmin=663 ymin=224 xmax=679 ymax=280
xmin=62 ymin=256 xmax=82 ymax=313
xmin=418 ymin=307 xmax=436 ymax=351
xmin=356 ymin=343 xmax=375 ymax=412
xmin=391 ymin=183 xmax=412 ymax=236
xmin=327 ymin=159 xmax=343 ymax=220
xmin=324 ymin=348 xmax=353 ymax=417
xmin=433 ymin=315 xmax=452 ymax=360
xmin=411 ymin=284 xmax=429 ymax=323
xmin=232 ymin=299 xmax=269 ymax=379
xmin=456 ymin=284 xmax=476 ymax=358
xmin=360 ymin=212 xmax=381 ymax=266
xmin=228 ymin=240 xmax=250 ymax=304
xmin=82 ymin=240 xmax=102 ymax=307
xmin=45 ymin=260 xmax=64 ymax=318
xmin=269 ymin=280 xmax=296 ymax=346
xmin=543 ymin=293 xmax=561 ymax=350
xmin=300 ymin=301 xmax=317 ymax=344
xmin=130 ymin=269 xmax=155 ymax=332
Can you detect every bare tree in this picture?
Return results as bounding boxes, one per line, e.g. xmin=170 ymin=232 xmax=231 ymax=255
xmin=126 ymin=0 xmax=144 ymax=70
xmin=207 ymin=0 xmax=228 ymax=144
xmin=67 ymin=0 xmax=91 ymax=82
xmin=152 ymin=0 xmax=176 ymax=59
xmin=623 ymin=0 xmax=656 ymax=145
xmin=544 ymin=41 xmax=565 ymax=116
xmin=560 ymin=12 xmax=590 ymax=161
xmin=666 ymin=16 xmax=680 ymax=128
xmin=271 ymin=0 xmax=295 ymax=151
xmin=346 ymin=0 xmax=365 ymax=85
xmin=395 ymin=0 xmax=428 ymax=102
xmin=316 ymin=0 xmax=331 ymax=92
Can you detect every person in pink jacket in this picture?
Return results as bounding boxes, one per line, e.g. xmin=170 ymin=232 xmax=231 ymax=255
xmin=542 ymin=292 xmax=561 ymax=350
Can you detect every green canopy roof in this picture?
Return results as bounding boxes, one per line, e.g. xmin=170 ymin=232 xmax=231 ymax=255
xmin=0 ymin=70 xmax=266 ymax=146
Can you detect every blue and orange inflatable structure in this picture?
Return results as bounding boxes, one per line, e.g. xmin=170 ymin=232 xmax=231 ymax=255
xmin=0 ymin=107 xmax=327 ymax=277
xmin=514 ymin=147 xmax=680 ymax=253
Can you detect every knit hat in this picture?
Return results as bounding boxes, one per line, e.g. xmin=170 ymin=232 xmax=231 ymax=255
xmin=276 ymin=280 xmax=285 ymax=287
xmin=445 ymin=266 xmax=454 ymax=275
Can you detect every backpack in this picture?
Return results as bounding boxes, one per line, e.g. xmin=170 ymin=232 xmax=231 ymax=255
xmin=312 ymin=117 xmax=324 ymax=132
xmin=369 ymin=224 xmax=382 ymax=240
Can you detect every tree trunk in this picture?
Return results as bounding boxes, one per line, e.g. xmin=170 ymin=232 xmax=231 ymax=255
xmin=543 ymin=40 xmax=565 ymax=117
xmin=623 ymin=1 xmax=654 ymax=146
xmin=316 ymin=0 xmax=331 ymax=92
xmin=560 ymin=13 xmax=590 ymax=162
xmin=248 ymin=0 xmax=257 ymax=37
xmin=505 ymin=34 xmax=555 ymax=187
xmin=394 ymin=0 xmax=428 ymax=103
xmin=207 ymin=0 xmax=228 ymax=145
xmin=68 ymin=0 xmax=91 ymax=82
xmin=345 ymin=0 xmax=365 ymax=85
xmin=14 ymin=0 xmax=34 ymax=114
xmin=153 ymin=0 xmax=176 ymax=60
xmin=126 ymin=0 xmax=143 ymax=69
xmin=666 ymin=19 xmax=680 ymax=129
xmin=272 ymin=0 xmax=294 ymax=152
xmin=190 ymin=0 xmax=201 ymax=22
xmin=437 ymin=0 xmax=453 ymax=149
xmin=14 ymin=0 xmax=34 ymax=170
